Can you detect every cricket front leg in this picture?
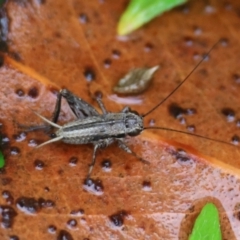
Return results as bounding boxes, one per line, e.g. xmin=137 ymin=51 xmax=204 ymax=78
xmin=95 ymin=98 xmax=108 ymax=115
xmin=87 ymin=144 xmax=100 ymax=179
xmin=87 ymin=138 xmax=115 ymax=179
xmin=117 ymin=140 xmax=150 ymax=164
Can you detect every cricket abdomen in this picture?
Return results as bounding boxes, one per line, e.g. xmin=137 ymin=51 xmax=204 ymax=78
xmin=56 ymin=112 xmax=143 ymax=145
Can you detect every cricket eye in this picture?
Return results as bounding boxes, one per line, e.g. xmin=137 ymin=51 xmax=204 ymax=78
xmin=128 ymin=131 xmax=140 ymax=137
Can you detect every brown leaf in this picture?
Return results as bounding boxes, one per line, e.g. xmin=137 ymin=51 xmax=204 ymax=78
xmin=0 ymin=0 xmax=240 ymax=239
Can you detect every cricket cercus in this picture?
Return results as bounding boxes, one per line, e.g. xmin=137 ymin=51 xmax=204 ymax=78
xmin=32 ymin=43 xmax=222 ymax=179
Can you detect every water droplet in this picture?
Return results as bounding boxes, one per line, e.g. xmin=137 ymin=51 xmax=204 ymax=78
xmin=187 ymin=125 xmax=195 ymax=132
xmin=232 ymin=74 xmax=240 ymax=84
xmin=144 ymin=42 xmax=153 ymax=52
xmin=236 ymin=120 xmax=240 ymax=128
xmin=231 ymin=135 xmax=239 ymax=145
xmin=2 ymin=190 xmax=11 ymax=199
xmin=182 ymin=6 xmax=189 ymax=14
xmin=28 ymin=87 xmax=39 ymax=98
xmin=13 ymin=132 xmax=26 ymax=142
xmin=83 ymin=67 xmax=96 ymax=82
xmin=28 ymin=139 xmax=38 ymax=147
xmin=204 ymin=5 xmax=215 ymax=14
xmin=94 ymin=180 xmax=103 ymax=192
xmin=173 ymin=149 xmax=192 ymax=163
xmin=2 ymin=135 xmax=9 ymax=145
xmin=148 ymin=118 xmax=155 ymax=126
xmin=186 ymin=108 xmax=196 ymax=115
xmin=70 ymin=209 xmax=84 ymax=216
xmin=193 ymin=52 xmax=200 ymax=61
xmin=83 ymin=178 xmax=104 ymax=196
xmin=69 ymin=157 xmax=78 ymax=167
xmin=220 ymin=38 xmax=229 ymax=47
xmin=179 ymin=117 xmax=186 ymax=125
xmin=112 ymin=49 xmax=121 ymax=59
xmin=48 ymin=225 xmax=57 ymax=234
xmin=109 ymin=210 xmax=127 ymax=227
xmin=15 ymin=89 xmax=25 ymax=97
xmin=202 ymin=53 xmax=210 ymax=61
xmin=9 ymin=236 xmax=19 ymax=240
xmin=184 ymin=36 xmax=193 ymax=46
xmin=57 ymin=230 xmax=73 ymax=240
xmin=34 ymin=159 xmax=45 ymax=170
xmin=194 ymin=27 xmax=202 ymax=35
xmin=67 ymin=219 xmax=77 ymax=229
xmin=16 ymin=197 xmax=40 ymax=215
xmin=103 ymin=59 xmax=111 ymax=68
xmin=0 ymin=205 xmax=17 ymax=228
xmin=39 ymin=198 xmax=55 ymax=208
xmin=10 ymin=147 xmax=20 ymax=155
xmin=101 ymin=159 xmax=112 ymax=172
xmin=6 ymin=196 xmax=14 ymax=205
xmin=79 ymin=13 xmax=88 ymax=24
xmin=168 ymin=103 xmax=185 ymax=119
xmin=221 ymin=108 xmax=235 ymax=122
xmin=142 ymin=181 xmax=152 ymax=191
xmin=2 ymin=191 xmax=14 ymax=205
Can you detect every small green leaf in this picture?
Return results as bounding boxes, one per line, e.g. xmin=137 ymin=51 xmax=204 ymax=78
xmin=0 ymin=150 xmax=5 ymax=168
xmin=0 ymin=132 xmax=5 ymax=168
xmin=189 ymin=203 xmax=222 ymax=240
xmin=118 ymin=0 xmax=187 ymax=36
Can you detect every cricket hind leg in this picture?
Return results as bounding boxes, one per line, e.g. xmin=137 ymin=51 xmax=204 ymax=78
xmin=117 ymin=140 xmax=150 ymax=164
xmin=18 ymin=90 xmax=63 ymax=134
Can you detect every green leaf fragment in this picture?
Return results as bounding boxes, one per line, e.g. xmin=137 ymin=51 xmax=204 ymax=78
xmin=189 ymin=203 xmax=222 ymax=240
xmin=0 ymin=150 xmax=5 ymax=168
xmin=118 ymin=0 xmax=187 ymax=35
xmin=0 ymin=132 xmax=5 ymax=168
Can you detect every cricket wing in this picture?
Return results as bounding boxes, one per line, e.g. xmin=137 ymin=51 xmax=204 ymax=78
xmin=61 ymin=89 xmax=100 ymax=119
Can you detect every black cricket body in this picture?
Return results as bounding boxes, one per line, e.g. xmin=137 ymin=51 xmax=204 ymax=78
xmin=33 ymin=42 xmax=222 ymax=179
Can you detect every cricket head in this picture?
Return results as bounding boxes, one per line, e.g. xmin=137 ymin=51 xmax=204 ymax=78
xmin=125 ymin=110 xmax=143 ymax=136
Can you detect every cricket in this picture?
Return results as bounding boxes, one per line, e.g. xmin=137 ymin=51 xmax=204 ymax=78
xmin=28 ymin=42 xmax=227 ymax=179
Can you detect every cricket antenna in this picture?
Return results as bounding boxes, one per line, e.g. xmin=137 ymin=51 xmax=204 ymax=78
xmin=144 ymin=126 xmax=235 ymax=147
xmin=142 ymin=40 xmax=220 ymax=118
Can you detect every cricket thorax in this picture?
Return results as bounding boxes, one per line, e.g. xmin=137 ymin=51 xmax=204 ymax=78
xmin=55 ymin=112 xmax=143 ymax=144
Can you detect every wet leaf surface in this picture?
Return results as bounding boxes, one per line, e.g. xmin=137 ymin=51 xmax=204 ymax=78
xmin=0 ymin=0 xmax=240 ymax=239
